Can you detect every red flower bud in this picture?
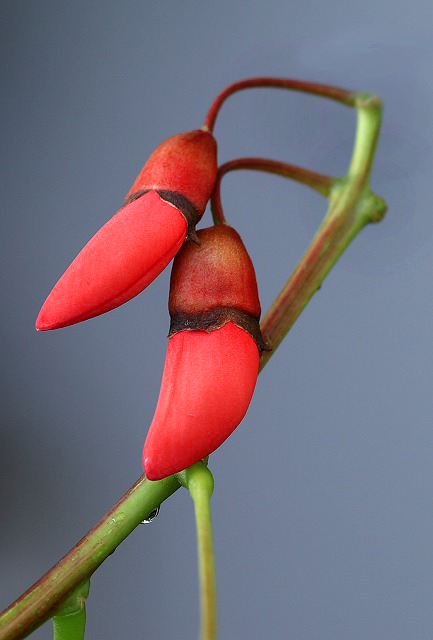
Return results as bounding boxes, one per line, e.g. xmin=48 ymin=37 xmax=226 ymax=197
xmin=143 ymin=225 xmax=266 ymax=481
xmin=36 ymin=130 xmax=217 ymax=331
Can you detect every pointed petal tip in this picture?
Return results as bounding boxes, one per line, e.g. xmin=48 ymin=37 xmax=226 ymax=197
xmin=35 ymin=309 xmax=64 ymax=331
xmin=143 ymin=457 xmax=164 ymax=482
xmin=35 ymin=322 xmax=57 ymax=332
xmin=35 ymin=315 xmax=48 ymax=331
xmin=144 ymin=451 xmax=183 ymax=481
xmin=36 ymin=192 xmax=187 ymax=330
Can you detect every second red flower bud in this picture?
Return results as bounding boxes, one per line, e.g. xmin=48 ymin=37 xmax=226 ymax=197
xmin=143 ymin=224 xmax=267 ymax=481
xmin=36 ymin=130 xmax=217 ymax=331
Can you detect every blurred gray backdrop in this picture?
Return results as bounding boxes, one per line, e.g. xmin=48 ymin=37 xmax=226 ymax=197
xmin=1 ymin=1 xmax=433 ymax=638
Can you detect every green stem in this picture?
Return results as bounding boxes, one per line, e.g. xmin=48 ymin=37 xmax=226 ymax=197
xmin=177 ymin=464 xmax=217 ymax=640
xmin=192 ymin=486 xmax=217 ymax=640
xmin=347 ymin=94 xmax=382 ymax=183
xmin=52 ymin=608 xmax=86 ymax=640
xmin=259 ymin=94 xmax=386 ymax=371
xmin=0 ymin=476 xmax=179 ymax=640
xmin=52 ymin=579 xmax=90 ymax=640
xmin=211 ymin=158 xmax=332 ymax=226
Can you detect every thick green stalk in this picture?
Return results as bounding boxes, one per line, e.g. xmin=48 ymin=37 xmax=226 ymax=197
xmin=0 ymin=476 xmax=180 ymax=640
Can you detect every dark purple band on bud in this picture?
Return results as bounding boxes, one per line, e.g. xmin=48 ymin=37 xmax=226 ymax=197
xmin=123 ymin=189 xmax=201 ymax=244
xmin=168 ymin=307 xmax=270 ymax=354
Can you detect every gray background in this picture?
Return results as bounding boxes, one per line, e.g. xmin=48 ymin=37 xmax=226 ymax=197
xmin=1 ymin=1 xmax=433 ymax=638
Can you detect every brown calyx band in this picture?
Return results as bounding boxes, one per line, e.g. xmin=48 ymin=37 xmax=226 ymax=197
xmin=168 ymin=308 xmax=271 ymax=354
xmin=123 ymin=189 xmax=201 ymax=244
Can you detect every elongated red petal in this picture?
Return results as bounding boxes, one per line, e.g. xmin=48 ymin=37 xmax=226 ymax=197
xmin=36 ymin=191 xmax=187 ymax=330
xmin=143 ymin=322 xmax=260 ymax=481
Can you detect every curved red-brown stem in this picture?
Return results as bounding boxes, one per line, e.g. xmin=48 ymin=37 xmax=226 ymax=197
xmin=210 ymin=157 xmax=333 ymax=226
xmin=203 ymin=77 xmax=356 ymax=133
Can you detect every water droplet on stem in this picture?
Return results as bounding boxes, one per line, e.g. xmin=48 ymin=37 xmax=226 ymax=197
xmin=140 ymin=505 xmax=160 ymax=524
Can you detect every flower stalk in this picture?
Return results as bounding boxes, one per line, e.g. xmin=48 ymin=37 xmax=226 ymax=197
xmin=177 ymin=463 xmax=217 ymax=640
xmin=52 ymin=608 xmax=86 ymax=640
xmin=203 ymin=76 xmax=357 ymax=133
xmin=211 ymin=158 xmax=333 ymax=225
xmin=52 ymin=580 xmax=90 ymax=640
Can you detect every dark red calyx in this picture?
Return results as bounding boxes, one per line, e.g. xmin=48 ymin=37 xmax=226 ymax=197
xmin=168 ymin=224 xmax=267 ymax=351
xmin=124 ymin=129 xmax=217 ymax=221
